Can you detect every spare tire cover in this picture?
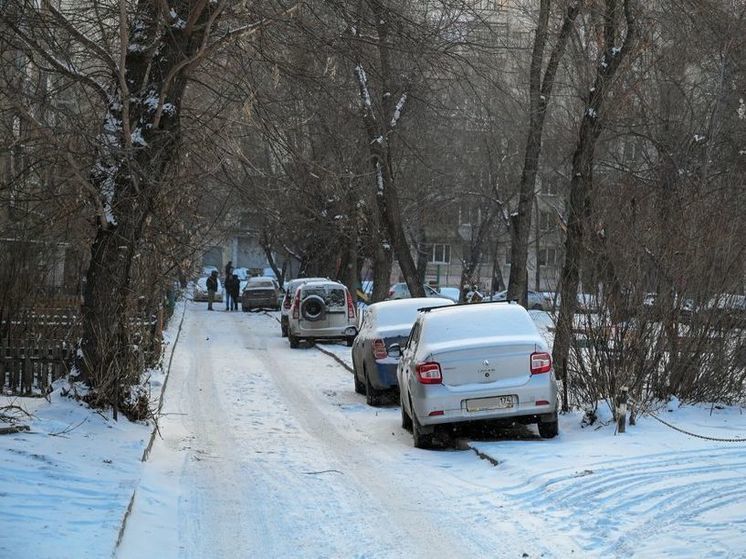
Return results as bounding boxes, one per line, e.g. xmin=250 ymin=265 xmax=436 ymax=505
xmin=301 ymin=295 xmax=327 ymax=322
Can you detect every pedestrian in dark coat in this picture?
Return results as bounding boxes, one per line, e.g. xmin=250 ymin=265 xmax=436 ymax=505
xmin=206 ymin=270 xmax=219 ymax=310
xmin=229 ymin=273 xmax=240 ymax=311
xmin=224 ymin=261 xmax=233 ymax=310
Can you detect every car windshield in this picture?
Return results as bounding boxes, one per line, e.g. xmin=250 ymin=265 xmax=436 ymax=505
xmin=303 ymin=285 xmax=346 ymax=308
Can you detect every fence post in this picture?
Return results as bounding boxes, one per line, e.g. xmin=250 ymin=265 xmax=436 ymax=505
xmin=616 ymin=386 xmax=628 ymax=434
xmin=23 ymin=341 xmax=33 ymax=395
xmin=0 ymin=339 xmax=5 ymax=392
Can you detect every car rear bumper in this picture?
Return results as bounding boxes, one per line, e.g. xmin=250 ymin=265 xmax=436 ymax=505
xmin=292 ymin=323 xmax=357 ymax=340
xmin=370 ymin=362 xmax=398 ymax=390
xmin=242 ymin=296 xmax=278 ymax=307
xmin=411 ymin=373 xmax=558 ymax=426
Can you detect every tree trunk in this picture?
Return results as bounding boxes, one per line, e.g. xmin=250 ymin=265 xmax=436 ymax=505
xmin=372 ymin=237 xmax=393 ymax=303
xmin=77 ymin=2 xmax=219 ymax=401
xmin=534 ymin=197 xmax=542 ymax=291
xmin=507 ymin=1 xmax=580 ymax=306
xmin=351 ymin=1 xmax=424 ymax=299
xmin=552 ymin=0 xmax=637 ymax=410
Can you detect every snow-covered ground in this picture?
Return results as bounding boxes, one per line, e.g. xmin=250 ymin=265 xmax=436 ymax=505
xmin=0 ymin=304 xmax=182 ymax=559
xmin=3 ymin=302 xmax=746 ymax=558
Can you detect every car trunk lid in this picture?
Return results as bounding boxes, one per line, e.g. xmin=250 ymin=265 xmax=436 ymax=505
xmin=425 ymin=336 xmax=538 ymax=388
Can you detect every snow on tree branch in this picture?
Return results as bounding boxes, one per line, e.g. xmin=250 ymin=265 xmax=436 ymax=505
xmin=390 ymin=93 xmax=407 ymax=128
xmin=354 ymin=63 xmax=374 ymax=117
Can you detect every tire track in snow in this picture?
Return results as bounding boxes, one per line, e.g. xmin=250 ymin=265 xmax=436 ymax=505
xmin=498 ymin=446 xmax=746 ymax=557
xmin=242 ymin=313 xmax=581 ymax=559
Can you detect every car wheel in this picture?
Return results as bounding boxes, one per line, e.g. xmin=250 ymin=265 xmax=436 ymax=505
xmin=364 ymin=367 xmax=380 ymax=407
xmin=412 ymin=406 xmax=433 ymax=449
xmin=289 ymin=335 xmax=300 ymax=349
xmin=531 ymin=304 xmax=543 ymax=311
xmin=538 ymin=414 xmax=559 ymax=439
xmin=400 ymin=394 xmax=412 ymax=431
xmin=346 ymin=336 xmax=355 ymax=347
xmin=242 ymin=305 xmax=248 ymax=312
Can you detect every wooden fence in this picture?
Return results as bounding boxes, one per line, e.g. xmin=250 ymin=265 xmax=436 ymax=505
xmin=0 ymin=338 xmax=73 ymax=395
xmin=1 ymin=308 xmax=160 ymax=396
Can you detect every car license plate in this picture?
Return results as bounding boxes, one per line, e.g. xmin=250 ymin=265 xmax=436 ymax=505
xmin=466 ymin=395 xmax=514 ymax=412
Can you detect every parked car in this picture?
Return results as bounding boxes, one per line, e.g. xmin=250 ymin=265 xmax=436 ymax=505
xmin=642 ymin=292 xmax=695 ymax=321
xmin=241 ymin=276 xmax=281 ymax=311
xmin=287 ymin=280 xmax=357 ymax=348
xmin=705 ymin=294 xmax=746 ymax=328
xmin=437 ymin=287 xmax=461 ymax=302
xmin=193 ymin=276 xmax=223 ymax=302
xmin=487 ymin=289 xmax=552 ymax=311
xmin=233 ymin=267 xmax=250 ymax=281
xmin=279 ymin=277 xmax=329 ymax=337
xmin=351 ymin=297 xmax=454 ymax=406
xmin=387 ymin=282 xmax=442 ymax=300
xmin=200 ymin=265 xmax=218 ymax=278
xmin=392 ymin=302 xmax=559 ymax=448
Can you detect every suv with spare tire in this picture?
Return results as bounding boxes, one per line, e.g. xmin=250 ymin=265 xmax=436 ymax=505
xmin=287 ymin=280 xmax=358 ymax=348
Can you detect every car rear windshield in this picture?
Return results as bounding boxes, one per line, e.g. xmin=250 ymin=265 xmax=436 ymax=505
xmin=422 ymin=305 xmax=538 ymax=344
xmin=375 ymin=300 xmax=452 ymax=327
xmin=303 ymin=285 xmax=346 ymax=308
xmin=248 ymin=280 xmax=274 ymax=288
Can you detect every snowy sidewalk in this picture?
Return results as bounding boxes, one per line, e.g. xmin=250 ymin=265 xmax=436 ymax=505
xmin=0 ymin=303 xmax=184 ymax=559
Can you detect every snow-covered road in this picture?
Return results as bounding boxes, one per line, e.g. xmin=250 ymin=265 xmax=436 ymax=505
xmin=117 ymin=304 xmax=578 ymax=558
xmin=116 ymin=303 xmax=746 ymax=559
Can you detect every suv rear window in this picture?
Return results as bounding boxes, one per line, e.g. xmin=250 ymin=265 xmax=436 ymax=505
xmin=248 ymin=280 xmax=274 ymax=288
xmin=303 ymin=285 xmax=346 ymax=309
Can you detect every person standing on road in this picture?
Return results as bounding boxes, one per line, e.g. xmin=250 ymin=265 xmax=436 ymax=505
xmin=206 ymin=270 xmax=219 ymax=311
xmin=224 ymin=261 xmax=233 ymax=310
xmin=229 ymin=273 xmax=240 ymax=311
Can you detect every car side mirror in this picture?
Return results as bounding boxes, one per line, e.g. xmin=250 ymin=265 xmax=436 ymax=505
xmin=387 ymin=344 xmax=402 ymax=358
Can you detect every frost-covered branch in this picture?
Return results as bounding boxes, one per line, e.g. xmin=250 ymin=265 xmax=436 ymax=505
xmin=389 ymin=93 xmax=407 ymax=128
xmin=0 ymin=13 xmax=110 ymax=104
xmin=354 ymin=63 xmax=375 ymax=117
xmin=41 ymin=0 xmax=119 ymax=75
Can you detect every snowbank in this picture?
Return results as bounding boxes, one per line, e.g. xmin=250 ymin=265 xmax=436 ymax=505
xmin=469 ymin=403 xmax=746 ymax=557
xmin=0 ymin=302 xmax=185 ymax=559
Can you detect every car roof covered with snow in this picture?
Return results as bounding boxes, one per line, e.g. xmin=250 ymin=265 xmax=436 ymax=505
xmin=366 ymin=297 xmax=454 ymax=337
xmin=369 ymin=297 xmax=453 ymax=324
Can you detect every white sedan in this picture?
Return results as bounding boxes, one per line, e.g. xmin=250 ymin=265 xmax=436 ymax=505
xmin=392 ymin=302 xmax=558 ymax=448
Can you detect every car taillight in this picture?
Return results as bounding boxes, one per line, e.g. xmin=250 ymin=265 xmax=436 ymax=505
xmin=372 ymin=339 xmax=387 ymax=359
xmin=531 ymin=352 xmax=552 ymax=374
xmin=387 ymin=289 xmax=395 ymax=298
xmin=292 ymin=292 xmax=301 ymax=319
xmin=415 ymin=362 xmax=442 ymax=384
xmin=346 ymin=289 xmax=355 ymax=319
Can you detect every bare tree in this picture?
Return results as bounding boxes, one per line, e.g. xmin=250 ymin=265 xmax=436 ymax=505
xmin=507 ymin=0 xmax=580 ymax=306
xmin=552 ymin=0 xmax=638 ymax=410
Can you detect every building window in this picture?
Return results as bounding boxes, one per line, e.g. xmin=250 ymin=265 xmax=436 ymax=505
xmin=459 ymin=204 xmax=481 ymax=226
xmin=542 ymin=180 xmax=560 ymax=196
xmin=539 ymin=247 xmax=558 ymax=267
xmin=425 ymin=243 xmax=451 ymax=264
xmin=539 ymin=210 xmax=552 ymax=232
xmin=462 ymin=243 xmax=488 ymax=264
